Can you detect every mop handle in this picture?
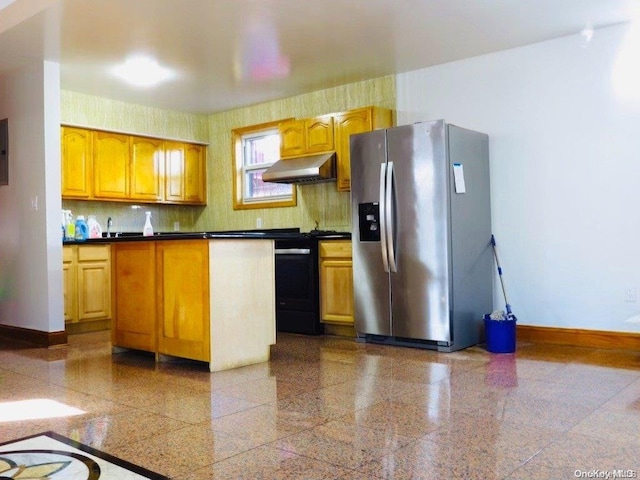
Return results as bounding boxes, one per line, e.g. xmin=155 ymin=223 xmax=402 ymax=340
xmin=491 ymin=235 xmax=512 ymax=315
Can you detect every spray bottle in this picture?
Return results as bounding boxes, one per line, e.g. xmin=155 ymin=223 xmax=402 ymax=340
xmin=64 ymin=210 xmax=75 ymax=240
xmin=143 ymin=211 xmax=154 ymax=236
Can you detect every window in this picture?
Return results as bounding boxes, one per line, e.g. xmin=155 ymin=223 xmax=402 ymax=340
xmin=232 ymin=120 xmax=296 ymax=209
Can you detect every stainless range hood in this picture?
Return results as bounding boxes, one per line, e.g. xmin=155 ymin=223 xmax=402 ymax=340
xmin=262 ymin=152 xmax=336 ymax=184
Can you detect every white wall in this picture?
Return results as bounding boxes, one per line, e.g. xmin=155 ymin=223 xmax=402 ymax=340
xmin=0 ymin=61 xmax=63 ymax=333
xmin=396 ymin=23 xmax=640 ymax=333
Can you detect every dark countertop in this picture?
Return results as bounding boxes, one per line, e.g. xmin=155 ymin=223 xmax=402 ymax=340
xmin=63 ymin=229 xmax=351 ymax=245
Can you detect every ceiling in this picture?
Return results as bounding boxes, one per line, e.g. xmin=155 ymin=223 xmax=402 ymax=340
xmin=0 ymin=0 xmax=636 ymax=114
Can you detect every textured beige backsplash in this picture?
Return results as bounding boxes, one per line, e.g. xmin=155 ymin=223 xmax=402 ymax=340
xmin=61 ymin=200 xmax=203 ymax=234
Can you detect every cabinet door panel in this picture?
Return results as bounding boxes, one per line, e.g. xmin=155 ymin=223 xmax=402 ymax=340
xmin=61 ymin=127 xmax=92 ymax=198
xmin=334 ymin=110 xmax=372 ymax=192
xmin=112 ymin=242 xmax=157 ymax=352
xmin=164 ymin=141 xmax=184 ymax=202
xmin=93 ymin=131 xmax=130 ymax=199
xmin=305 ymin=116 xmax=334 ymax=153
xmin=279 ymin=119 xmax=305 ymax=157
xmin=156 ymin=241 xmax=210 ymax=361
xmin=78 ymin=261 xmax=111 ymax=320
xmin=184 ymin=144 xmax=206 ymax=204
xmin=319 ymin=240 xmax=354 ymax=325
xmin=63 ymin=246 xmax=77 ymax=323
xmin=131 ymin=136 xmax=163 ymax=201
xmin=320 ymin=259 xmax=354 ymax=324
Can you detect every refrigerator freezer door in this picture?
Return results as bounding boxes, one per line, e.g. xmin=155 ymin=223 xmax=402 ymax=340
xmin=351 ymin=129 xmax=392 ymax=336
xmin=387 ymin=121 xmax=452 ymax=343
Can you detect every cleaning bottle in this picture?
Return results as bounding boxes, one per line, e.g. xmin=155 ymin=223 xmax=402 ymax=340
xmin=87 ymin=215 xmax=103 ymax=239
xmin=75 ymin=215 xmax=89 ymax=241
xmin=65 ymin=210 xmax=75 ymax=240
xmin=61 ymin=210 xmax=68 ymax=241
xmin=143 ymin=211 xmax=154 ymax=236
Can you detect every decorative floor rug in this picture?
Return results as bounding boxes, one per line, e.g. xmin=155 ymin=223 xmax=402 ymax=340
xmin=0 ymin=431 xmax=169 ymax=479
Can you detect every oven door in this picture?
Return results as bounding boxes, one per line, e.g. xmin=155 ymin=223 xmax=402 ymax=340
xmin=274 ymin=244 xmax=322 ymax=335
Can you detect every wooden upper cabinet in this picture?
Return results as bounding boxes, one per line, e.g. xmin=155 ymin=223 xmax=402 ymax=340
xmin=93 ymin=131 xmax=130 ymax=199
xmin=61 ymin=127 xmax=92 ymax=199
xmin=60 ymin=126 xmax=207 ymax=205
xmin=130 ymin=135 xmax=163 ymax=202
xmin=279 ymin=119 xmax=305 ymax=157
xmin=276 ymin=107 xmax=392 ymax=190
xmin=164 ymin=141 xmax=207 ymax=205
xmin=184 ymin=143 xmax=206 ymax=204
xmin=334 ymin=107 xmax=393 ymax=192
xmin=279 ymin=115 xmax=334 ymax=158
xmin=305 ymin=115 xmax=334 ymax=153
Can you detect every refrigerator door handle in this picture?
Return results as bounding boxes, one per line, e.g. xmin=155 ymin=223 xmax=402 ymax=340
xmin=379 ymin=163 xmax=390 ymax=273
xmin=386 ymin=161 xmax=397 ymax=273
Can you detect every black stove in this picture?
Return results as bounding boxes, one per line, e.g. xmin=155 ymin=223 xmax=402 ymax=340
xmin=274 ymin=232 xmax=324 ymax=335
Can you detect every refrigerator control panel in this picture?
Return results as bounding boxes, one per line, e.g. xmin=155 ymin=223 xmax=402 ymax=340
xmin=358 ymin=203 xmax=381 ymax=242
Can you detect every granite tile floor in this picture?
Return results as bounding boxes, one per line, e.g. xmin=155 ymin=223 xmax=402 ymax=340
xmin=0 ymin=331 xmax=638 ymax=479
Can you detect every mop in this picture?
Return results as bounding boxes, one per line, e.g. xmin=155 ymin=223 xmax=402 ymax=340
xmin=490 ymin=235 xmax=516 ymax=321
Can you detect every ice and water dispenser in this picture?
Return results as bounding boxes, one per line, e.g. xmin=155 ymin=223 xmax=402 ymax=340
xmin=358 ymin=203 xmax=381 ymax=242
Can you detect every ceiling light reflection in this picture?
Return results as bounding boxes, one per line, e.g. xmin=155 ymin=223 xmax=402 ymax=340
xmin=0 ymin=399 xmax=85 ymax=422
xmin=233 ymin=14 xmax=290 ymax=83
xmin=111 ymin=55 xmax=175 ymax=88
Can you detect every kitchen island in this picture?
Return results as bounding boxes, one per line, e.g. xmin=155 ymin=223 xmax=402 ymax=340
xmin=75 ymin=233 xmax=280 ymax=372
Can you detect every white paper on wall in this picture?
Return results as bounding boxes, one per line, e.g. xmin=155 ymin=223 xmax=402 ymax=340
xmin=453 ymin=163 xmax=466 ymax=194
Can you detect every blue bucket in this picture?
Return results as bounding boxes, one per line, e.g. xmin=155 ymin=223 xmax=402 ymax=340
xmin=484 ymin=314 xmax=517 ymax=353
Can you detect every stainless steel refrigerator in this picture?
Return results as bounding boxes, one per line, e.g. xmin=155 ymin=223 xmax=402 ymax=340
xmin=350 ymin=120 xmax=492 ymax=352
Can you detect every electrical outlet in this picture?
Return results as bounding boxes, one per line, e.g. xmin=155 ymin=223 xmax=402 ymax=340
xmin=256 ymin=217 xmax=262 ymax=228
xmin=173 ymin=221 xmax=180 ymax=232
xmin=625 ymin=286 xmax=637 ymax=302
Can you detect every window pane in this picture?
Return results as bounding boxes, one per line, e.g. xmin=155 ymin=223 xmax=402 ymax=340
xmin=245 ymin=168 xmax=292 ymax=200
xmin=244 ymin=132 xmax=280 ymax=166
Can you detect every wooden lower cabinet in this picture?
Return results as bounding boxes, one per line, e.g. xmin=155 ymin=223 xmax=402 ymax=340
xmin=64 ymin=244 xmax=111 ymax=333
xmin=156 ymin=240 xmax=210 ymax=362
xmin=111 ymin=242 xmax=157 ymax=352
xmin=318 ymin=240 xmax=354 ymax=326
xmin=63 ymin=246 xmax=77 ymax=323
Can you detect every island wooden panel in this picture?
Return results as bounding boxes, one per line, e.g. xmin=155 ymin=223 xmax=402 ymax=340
xmin=156 ymin=240 xmax=210 ymax=362
xmin=111 ymin=242 xmax=157 ymax=352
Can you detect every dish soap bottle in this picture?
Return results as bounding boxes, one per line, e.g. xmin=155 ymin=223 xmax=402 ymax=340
xmin=143 ymin=211 xmax=154 ymax=236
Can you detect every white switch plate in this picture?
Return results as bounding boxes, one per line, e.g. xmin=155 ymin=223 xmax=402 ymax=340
xmin=31 ymin=195 xmax=38 ymax=211
xmin=624 ymin=286 xmax=637 ymax=302
xmin=173 ymin=221 xmax=180 ymax=232
xmin=256 ymin=217 xmax=262 ymax=228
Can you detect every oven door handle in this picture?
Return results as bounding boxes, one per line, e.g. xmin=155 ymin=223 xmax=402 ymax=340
xmin=275 ymin=248 xmax=311 ymax=255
